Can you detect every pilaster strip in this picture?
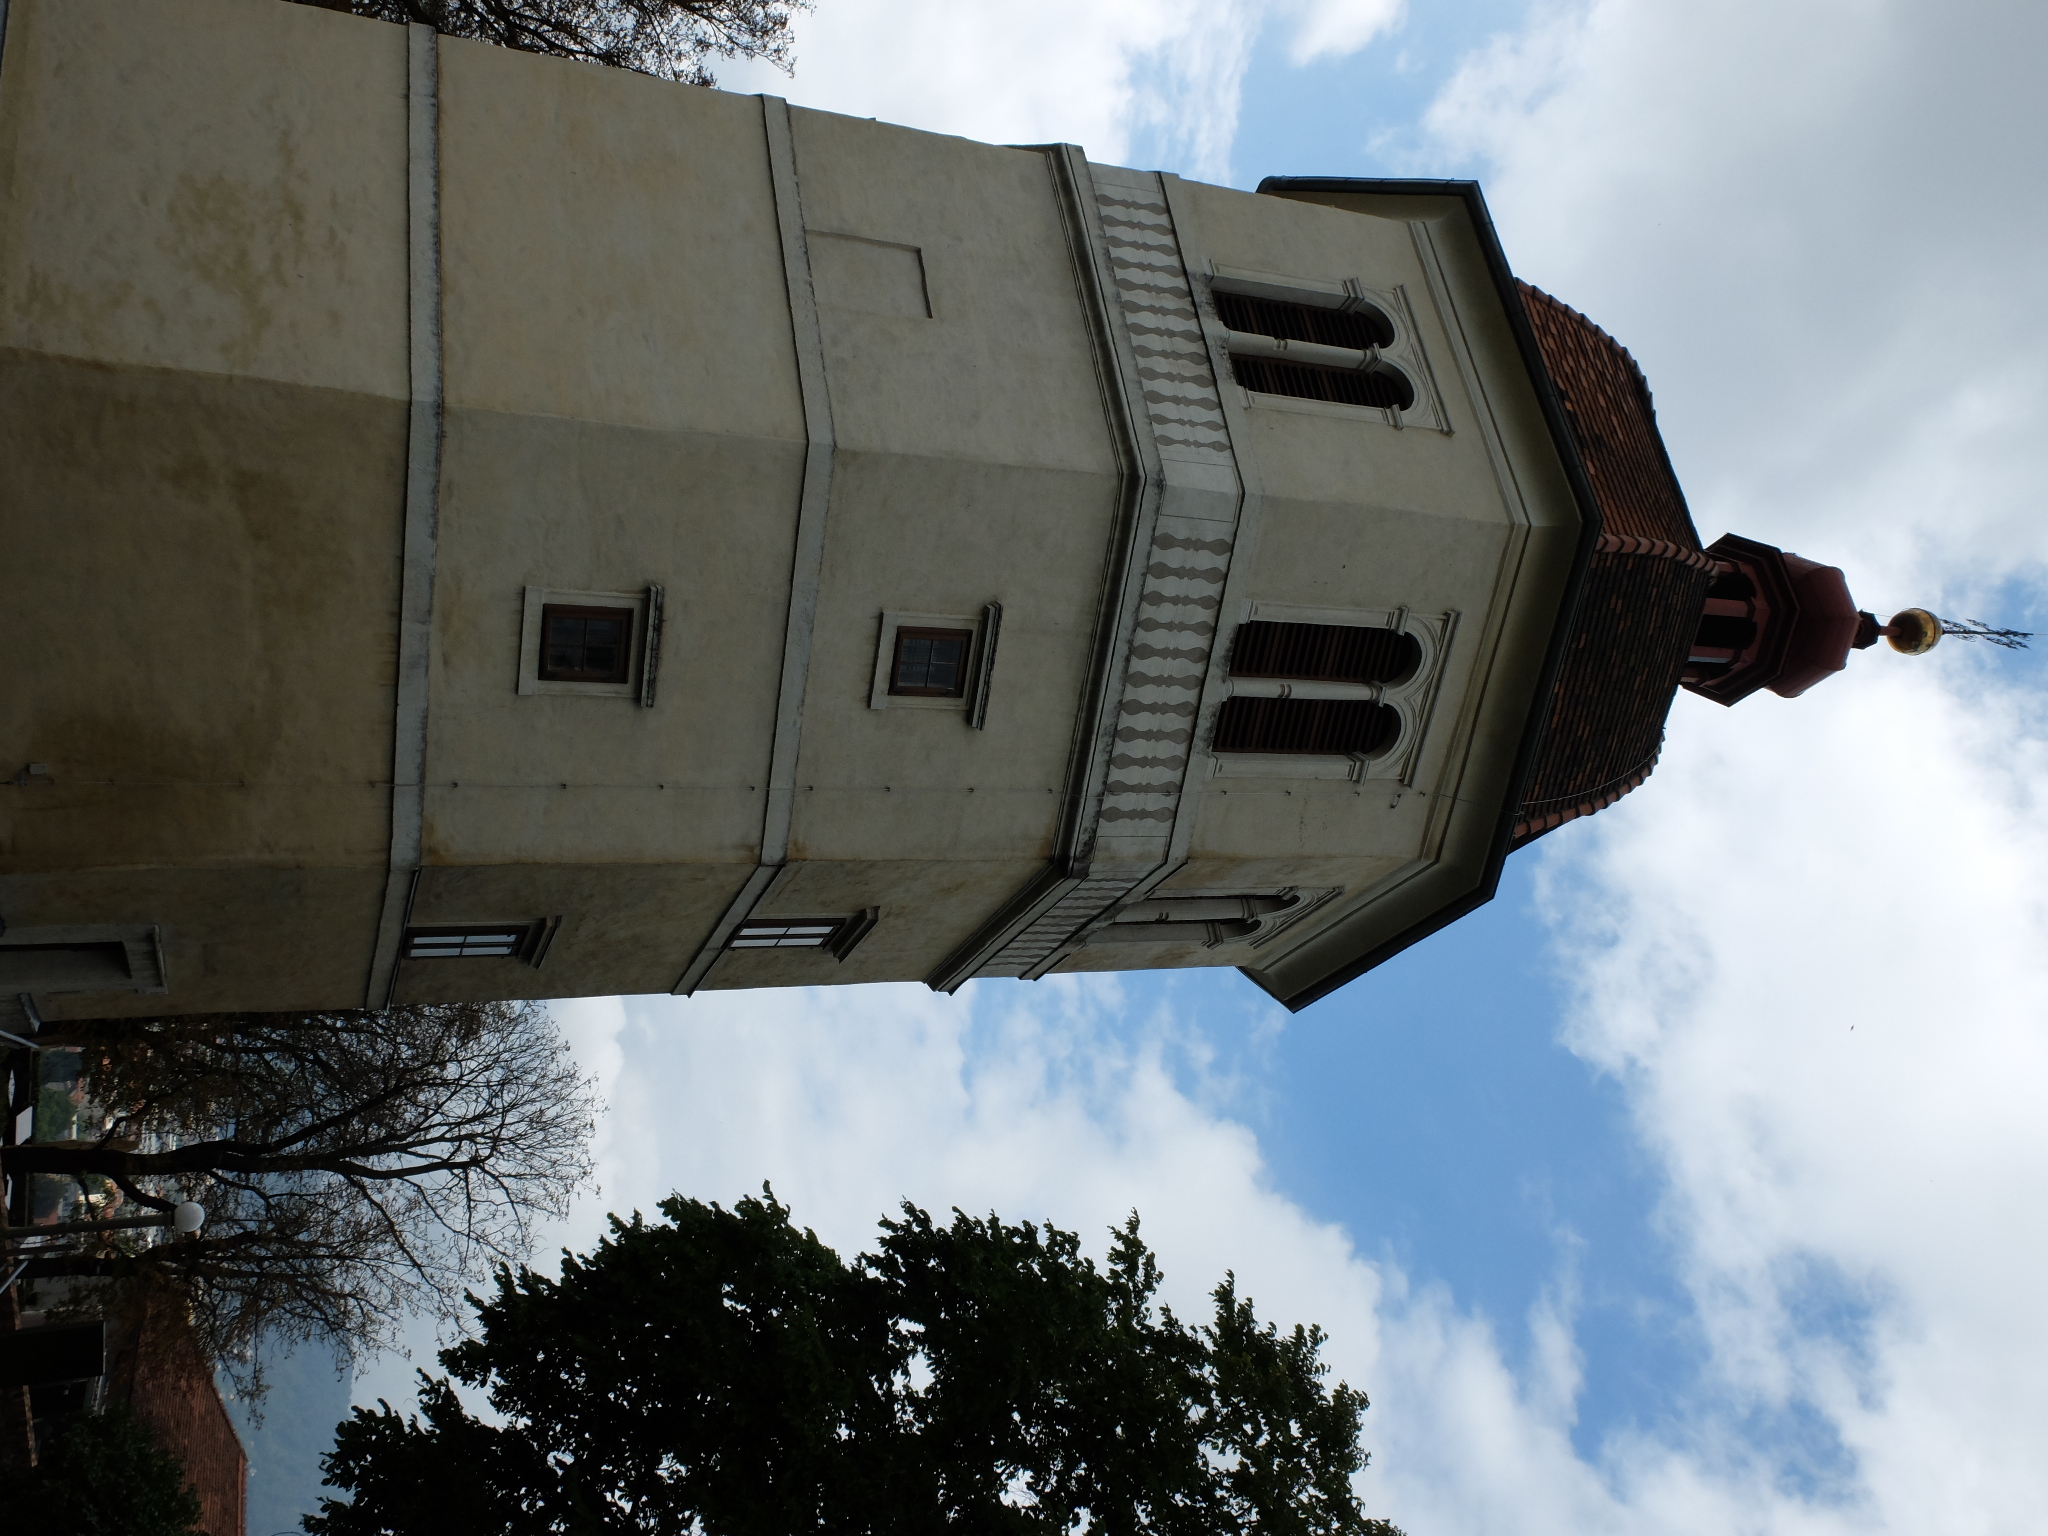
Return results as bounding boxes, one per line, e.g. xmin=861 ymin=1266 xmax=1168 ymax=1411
xmin=1156 ymin=173 xmax=1267 ymax=868
xmin=924 ymin=144 xmax=1159 ymax=992
xmin=968 ymin=163 xmax=1251 ymax=982
xmin=364 ymin=23 xmax=443 ymax=1009
xmin=672 ymin=95 xmax=834 ymax=995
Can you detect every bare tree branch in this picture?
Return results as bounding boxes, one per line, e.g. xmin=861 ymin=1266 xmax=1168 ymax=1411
xmin=4 ymin=1001 xmax=598 ymax=1392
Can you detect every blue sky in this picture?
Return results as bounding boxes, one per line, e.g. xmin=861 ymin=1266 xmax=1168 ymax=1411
xmin=241 ymin=2 xmax=2048 ymax=1532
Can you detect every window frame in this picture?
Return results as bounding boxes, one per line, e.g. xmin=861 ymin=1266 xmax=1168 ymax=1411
xmin=538 ymin=603 xmax=636 ymax=685
xmin=726 ymin=908 xmax=879 ymax=962
xmin=1205 ymin=265 xmax=1449 ymax=433
xmin=0 ymin=924 xmax=167 ymax=996
xmin=518 ymin=585 xmax=664 ymax=705
xmin=887 ymin=625 xmax=975 ymax=698
xmin=1205 ymin=602 xmax=1460 ymax=786
xmin=401 ymin=920 xmax=554 ymax=966
xmin=869 ymin=607 xmax=1001 ymax=725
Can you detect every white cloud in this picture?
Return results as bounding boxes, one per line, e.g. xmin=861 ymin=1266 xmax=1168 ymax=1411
xmin=1413 ymin=0 xmax=2048 ymax=1529
xmin=1420 ymin=0 xmax=2048 ymax=599
xmin=1285 ymin=0 xmax=1407 ymax=66
xmin=359 ymin=6 xmax=2048 ymax=1534
xmin=713 ymin=0 xmax=1268 ymax=182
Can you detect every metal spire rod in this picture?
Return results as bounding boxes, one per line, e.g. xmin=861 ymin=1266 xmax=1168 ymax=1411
xmin=1938 ymin=617 xmax=2033 ymax=650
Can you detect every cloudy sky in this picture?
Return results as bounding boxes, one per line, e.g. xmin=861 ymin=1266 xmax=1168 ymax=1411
xmin=296 ymin=3 xmax=2048 ymax=1533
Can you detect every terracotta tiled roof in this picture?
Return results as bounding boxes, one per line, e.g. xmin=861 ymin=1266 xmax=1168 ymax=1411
xmin=1512 ymin=285 xmax=1709 ymax=846
xmin=1517 ymin=284 xmax=1700 ymax=548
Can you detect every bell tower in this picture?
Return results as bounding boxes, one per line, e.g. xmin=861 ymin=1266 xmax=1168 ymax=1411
xmin=0 ymin=0 xmax=2026 ymax=1023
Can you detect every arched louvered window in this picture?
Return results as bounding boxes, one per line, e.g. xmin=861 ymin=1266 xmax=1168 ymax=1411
xmin=1212 ymin=696 xmax=1398 ymax=755
xmin=1230 ymin=621 xmax=1420 ymax=686
xmin=1214 ymin=291 xmax=1416 ymax=412
xmin=1214 ymin=292 xmax=1394 ymax=350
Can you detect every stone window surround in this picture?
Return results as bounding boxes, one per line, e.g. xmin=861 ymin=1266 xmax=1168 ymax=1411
xmin=1207 ymin=602 xmax=1459 ymax=786
xmin=518 ymin=584 xmax=664 ymax=705
xmin=0 ymin=924 xmax=168 ymax=996
xmin=727 ymin=908 xmax=879 ymax=962
xmin=868 ymin=604 xmax=1002 ymax=728
xmin=1206 ymin=264 xmax=1450 ymax=433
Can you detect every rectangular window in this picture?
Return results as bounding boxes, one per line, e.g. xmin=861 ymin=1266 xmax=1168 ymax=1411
xmin=729 ymin=919 xmax=843 ymax=950
xmin=403 ymin=926 xmax=534 ymax=960
xmin=1212 ymin=697 xmax=1398 ymax=756
xmin=727 ymin=909 xmax=879 ymax=961
xmin=0 ymin=925 xmax=166 ymax=995
xmin=539 ymin=605 xmax=634 ymax=685
xmin=1230 ymin=621 xmax=1420 ymax=685
xmin=889 ymin=627 xmax=973 ymax=697
xmin=0 ymin=942 xmax=132 ymax=991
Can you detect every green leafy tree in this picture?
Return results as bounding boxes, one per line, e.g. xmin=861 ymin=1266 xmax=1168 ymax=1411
xmin=2 ymin=1404 xmax=206 ymax=1536
xmin=289 ymin=0 xmax=809 ymax=85
xmin=306 ymin=1190 xmax=1406 ymax=1535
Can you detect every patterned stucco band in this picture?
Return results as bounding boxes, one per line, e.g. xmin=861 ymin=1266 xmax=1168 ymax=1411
xmin=972 ymin=164 xmax=1248 ymax=980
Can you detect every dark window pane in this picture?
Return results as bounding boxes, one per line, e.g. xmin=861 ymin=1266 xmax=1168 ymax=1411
xmin=404 ymin=927 xmax=530 ymax=960
xmin=1230 ymin=621 xmax=1420 ymax=685
xmin=730 ymin=920 xmax=842 ymax=950
xmin=539 ymin=605 xmax=634 ymax=684
xmin=0 ymin=943 xmax=132 ymax=990
xmin=889 ymin=627 xmax=973 ymax=697
xmin=1214 ymin=291 xmax=1395 ymax=350
xmin=1228 ymin=353 xmax=1416 ymax=412
xmin=1694 ymin=614 xmax=1759 ymax=652
xmin=1212 ymin=697 xmax=1399 ymax=756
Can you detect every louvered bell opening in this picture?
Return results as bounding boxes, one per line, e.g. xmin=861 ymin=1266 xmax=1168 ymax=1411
xmin=1227 ymin=353 xmax=1416 ymax=412
xmin=1230 ymin=621 xmax=1420 ymax=685
xmin=1214 ymin=291 xmax=1395 ymax=350
xmin=1212 ymin=697 xmax=1398 ymax=755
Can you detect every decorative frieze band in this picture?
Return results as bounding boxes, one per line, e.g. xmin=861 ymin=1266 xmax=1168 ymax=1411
xmin=966 ymin=163 xmax=1250 ymax=982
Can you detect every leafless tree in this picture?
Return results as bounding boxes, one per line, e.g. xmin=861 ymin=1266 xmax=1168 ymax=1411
xmin=3 ymin=1002 xmax=598 ymax=1390
xmin=290 ymin=0 xmax=809 ymax=85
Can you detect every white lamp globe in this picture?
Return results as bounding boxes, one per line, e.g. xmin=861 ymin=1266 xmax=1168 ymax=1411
xmin=172 ymin=1201 xmax=206 ymax=1234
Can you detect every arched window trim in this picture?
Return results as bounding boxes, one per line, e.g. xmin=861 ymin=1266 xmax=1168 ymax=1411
xmin=1206 ymin=266 xmax=1450 ymax=433
xmin=1205 ymin=602 xmax=1460 ymax=786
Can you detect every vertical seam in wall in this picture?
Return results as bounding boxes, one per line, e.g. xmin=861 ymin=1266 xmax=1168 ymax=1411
xmin=671 ymin=95 xmax=834 ymax=996
xmin=1400 ymin=218 xmax=1535 ymax=840
xmin=1157 ymin=173 xmax=1264 ymax=870
xmin=1017 ymin=169 xmax=1261 ymax=979
xmin=922 ymin=145 xmax=1163 ymax=992
xmin=364 ymin=23 xmax=444 ymax=1010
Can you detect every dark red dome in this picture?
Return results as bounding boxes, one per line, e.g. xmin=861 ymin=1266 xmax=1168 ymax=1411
xmin=1770 ymin=554 xmax=1863 ymax=698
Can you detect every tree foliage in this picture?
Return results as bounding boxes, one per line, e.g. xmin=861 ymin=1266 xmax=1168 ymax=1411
xmin=291 ymin=0 xmax=809 ymax=85
xmin=5 ymin=1002 xmax=597 ymax=1386
xmin=1 ymin=1404 xmax=207 ymax=1536
xmin=307 ymin=1190 xmax=1405 ymax=1535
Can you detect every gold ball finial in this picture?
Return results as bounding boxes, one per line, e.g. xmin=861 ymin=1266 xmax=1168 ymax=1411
xmin=1885 ymin=609 xmax=1942 ymax=655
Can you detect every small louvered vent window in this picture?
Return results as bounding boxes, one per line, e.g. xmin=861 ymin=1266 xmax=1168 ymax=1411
xmin=1231 ymin=621 xmax=1419 ymax=685
xmin=1212 ymin=697 xmax=1398 ymax=756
